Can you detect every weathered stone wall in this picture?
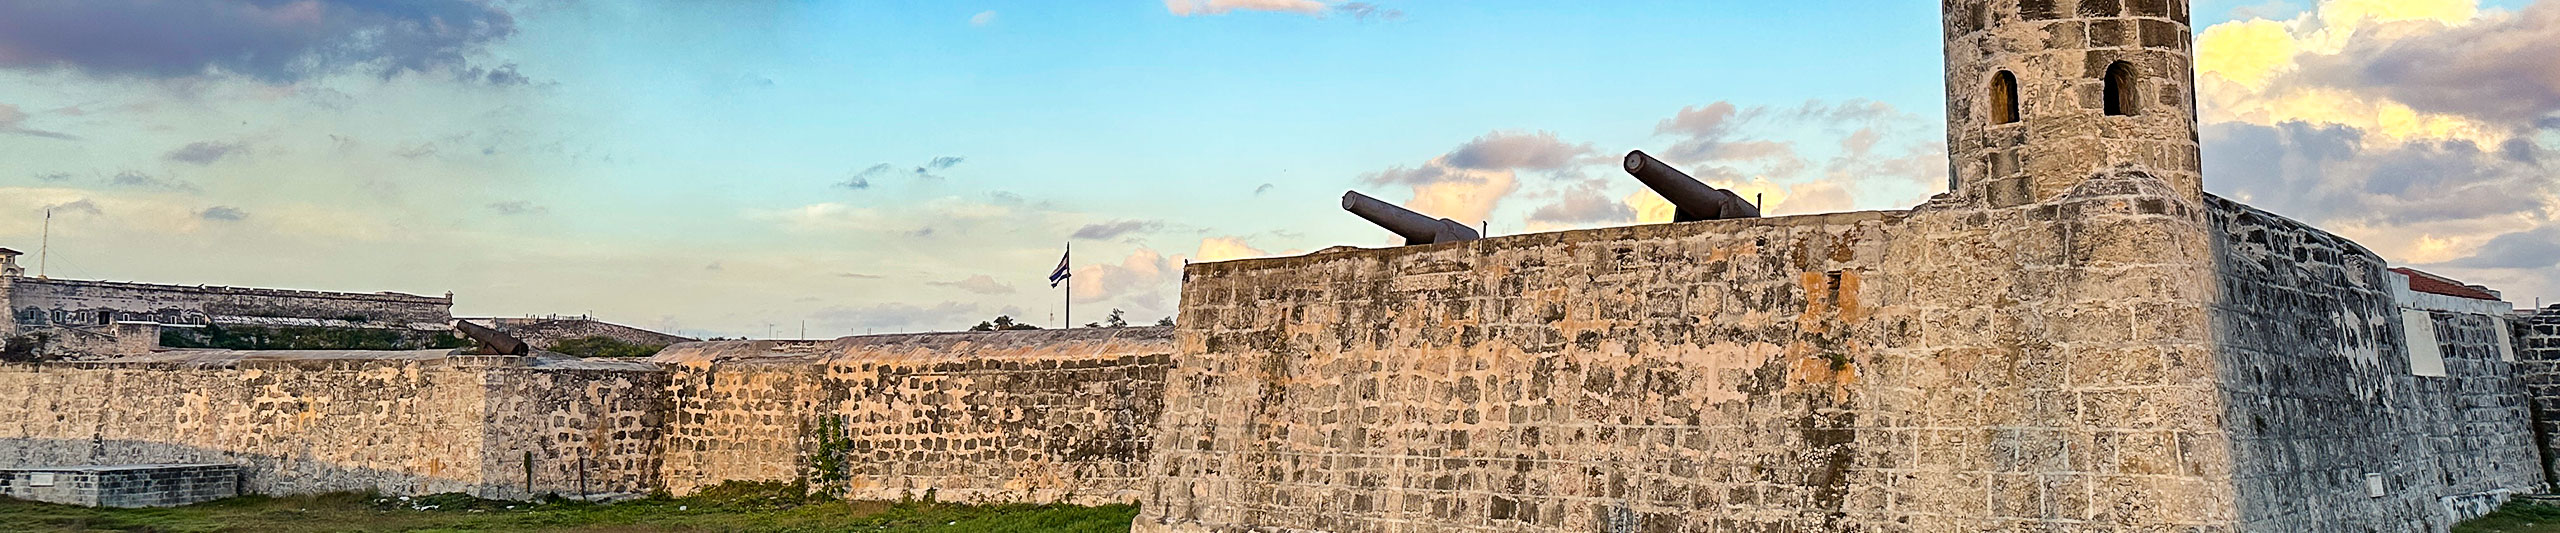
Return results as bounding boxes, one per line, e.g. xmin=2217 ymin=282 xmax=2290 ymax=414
xmin=2513 ymin=308 xmax=2560 ymax=492
xmin=1136 ymin=172 xmax=2232 ymax=532
xmin=0 ymin=351 xmax=660 ymax=499
xmin=652 ymin=328 xmax=1172 ymax=505
xmin=8 ymin=278 xmax=452 ymax=330
xmin=2208 ymin=199 xmax=2543 ymax=531
xmin=478 ymin=362 xmax=672 ymax=500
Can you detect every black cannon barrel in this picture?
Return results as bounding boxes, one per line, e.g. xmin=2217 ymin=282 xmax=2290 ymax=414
xmin=1623 ymin=150 xmax=1761 ymax=222
xmin=454 ymin=320 xmax=530 ymax=356
xmin=1342 ymin=191 xmax=1481 ymax=246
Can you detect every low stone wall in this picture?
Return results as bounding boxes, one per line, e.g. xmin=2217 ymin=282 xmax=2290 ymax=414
xmin=652 ymin=327 xmax=1174 ymax=505
xmin=0 ymin=464 xmax=242 ymax=508
xmin=0 ymin=350 xmax=661 ymax=499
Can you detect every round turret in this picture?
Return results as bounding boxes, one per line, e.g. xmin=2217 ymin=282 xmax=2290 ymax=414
xmin=1942 ymin=0 xmax=2202 ymax=206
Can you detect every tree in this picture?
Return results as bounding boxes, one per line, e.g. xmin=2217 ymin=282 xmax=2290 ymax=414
xmin=1155 ymin=317 xmax=1175 ymax=327
xmin=1104 ymin=309 xmax=1128 ymax=328
xmin=970 ymin=315 xmax=1041 ymax=331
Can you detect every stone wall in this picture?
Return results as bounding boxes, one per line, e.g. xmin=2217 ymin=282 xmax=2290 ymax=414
xmin=2208 ymin=199 xmax=2543 ymax=530
xmin=1136 ymin=172 xmax=2236 ymax=532
xmin=0 ymin=351 xmax=660 ymax=499
xmin=8 ymin=278 xmax=452 ymax=331
xmin=652 ymin=327 xmax=1173 ymax=505
xmin=2514 ymin=308 xmax=2560 ymax=492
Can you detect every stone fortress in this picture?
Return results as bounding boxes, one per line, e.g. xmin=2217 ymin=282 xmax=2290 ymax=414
xmin=2 ymin=0 xmax=2558 ymax=531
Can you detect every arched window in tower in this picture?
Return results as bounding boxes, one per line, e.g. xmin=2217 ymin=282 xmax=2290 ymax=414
xmin=1990 ymin=71 xmax=2020 ymax=125
xmin=2104 ymin=61 xmax=2138 ymax=116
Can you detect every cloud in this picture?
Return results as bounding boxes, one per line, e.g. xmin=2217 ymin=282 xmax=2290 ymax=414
xmin=34 ymin=172 xmax=73 ymax=182
xmin=2204 ymin=120 xmax=2549 ymax=227
xmin=914 ymin=156 xmax=965 ymax=180
xmin=1527 ymin=179 xmax=1634 ymax=225
xmin=164 ymin=141 xmax=247 ymax=165
xmin=1444 ymin=130 xmax=1596 ymax=171
xmin=1165 ymin=0 xmax=1328 ymax=17
xmin=2447 ymin=226 xmax=2560 ymax=270
xmin=842 ymin=156 xmax=966 ymax=187
xmin=45 ymin=199 xmax=103 ymax=217
xmin=486 ymin=201 xmax=546 ymax=216
xmin=971 ymin=10 xmax=998 ymax=26
xmin=1335 ymin=2 xmax=1404 ymax=21
xmin=1069 ymin=248 xmax=1182 ymax=321
xmin=930 ymin=274 xmax=1017 ymax=295
xmin=1197 ymin=237 xmax=1271 ymax=262
xmin=1072 ymin=220 xmax=1165 ymax=240
xmin=0 ymin=0 xmax=518 ymax=84
xmin=198 ymin=206 xmax=248 ymax=222
xmin=1358 ymin=130 xmax=1592 ymax=226
xmin=2299 ymin=2 xmax=2560 ymax=128
xmin=108 ymin=171 xmax=200 ymax=193
xmin=809 ymin=301 xmax=981 ymax=335
xmin=2181 ymin=0 xmax=2560 ymax=302
xmin=468 ymin=63 xmax=531 ymax=86
xmin=0 ymin=103 xmax=76 ymax=140
xmin=836 ymin=272 xmax=884 ymax=279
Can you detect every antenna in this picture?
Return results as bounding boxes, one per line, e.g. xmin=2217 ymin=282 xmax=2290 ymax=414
xmin=39 ymin=207 xmax=51 ymax=278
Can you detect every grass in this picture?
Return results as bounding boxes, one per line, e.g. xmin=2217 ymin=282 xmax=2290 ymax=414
xmin=0 ymin=482 xmax=1139 ymax=533
xmin=2459 ymin=501 xmax=2560 ymax=533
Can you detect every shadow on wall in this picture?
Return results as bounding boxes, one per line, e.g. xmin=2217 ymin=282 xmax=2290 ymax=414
xmin=0 ymin=438 xmax=471 ymax=497
xmin=0 ymin=437 xmax=651 ymax=500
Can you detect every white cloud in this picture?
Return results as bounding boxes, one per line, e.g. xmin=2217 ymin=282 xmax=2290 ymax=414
xmin=2188 ymin=0 xmax=2560 ymax=303
xmin=930 ymin=274 xmax=1016 ymax=295
xmin=1197 ymin=236 xmax=1271 ymax=262
xmin=970 ymin=10 xmax=997 ymax=26
xmin=1164 ymin=0 xmax=1327 ymax=17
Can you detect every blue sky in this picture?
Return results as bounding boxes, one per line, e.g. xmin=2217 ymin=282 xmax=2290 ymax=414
xmin=3 ymin=0 xmax=2558 ymax=336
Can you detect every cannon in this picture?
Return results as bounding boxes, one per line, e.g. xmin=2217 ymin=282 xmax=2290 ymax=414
xmin=1623 ymin=150 xmax=1761 ymax=222
xmin=1342 ymin=191 xmax=1481 ymax=246
xmin=453 ymin=320 xmax=529 ymax=356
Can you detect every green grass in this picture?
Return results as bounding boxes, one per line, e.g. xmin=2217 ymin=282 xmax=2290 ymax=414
xmin=0 ymin=482 xmax=1138 ymax=533
xmin=2459 ymin=501 xmax=2560 ymax=533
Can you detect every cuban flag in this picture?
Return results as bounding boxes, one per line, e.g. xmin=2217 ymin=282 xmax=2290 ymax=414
xmin=1048 ymin=249 xmax=1072 ymax=288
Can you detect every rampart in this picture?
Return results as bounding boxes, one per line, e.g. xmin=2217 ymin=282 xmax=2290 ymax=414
xmin=2210 ymin=199 xmax=2541 ymax=529
xmin=0 ymin=350 xmax=663 ymax=499
xmin=1132 ymin=177 xmax=2545 ymax=532
xmin=652 ymin=327 xmax=1173 ymax=505
xmin=8 ymin=278 xmax=453 ymax=331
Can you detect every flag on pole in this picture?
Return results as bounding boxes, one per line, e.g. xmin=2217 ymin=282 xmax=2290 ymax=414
xmin=1048 ymin=249 xmax=1072 ymax=288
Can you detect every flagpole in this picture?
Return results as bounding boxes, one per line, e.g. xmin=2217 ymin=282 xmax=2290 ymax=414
xmin=1063 ymin=241 xmax=1071 ymax=329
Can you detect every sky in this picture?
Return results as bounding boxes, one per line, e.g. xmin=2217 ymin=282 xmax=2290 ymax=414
xmin=1 ymin=0 xmax=2557 ymax=338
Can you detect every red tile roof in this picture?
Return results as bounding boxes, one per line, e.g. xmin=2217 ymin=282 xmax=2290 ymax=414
xmin=2391 ymin=268 xmax=2502 ymax=301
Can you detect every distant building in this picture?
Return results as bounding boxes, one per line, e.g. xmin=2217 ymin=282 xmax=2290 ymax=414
xmin=0 ymin=247 xmax=455 ymax=355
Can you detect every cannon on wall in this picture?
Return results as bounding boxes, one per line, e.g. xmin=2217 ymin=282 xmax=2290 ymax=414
xmin=1342 ymin=191 xmax=1481 ymax=246
xmin=454 ymin=319 xmax=530 ymax=356
xmin=1623 ymin=150 xmax=1761 ymax=222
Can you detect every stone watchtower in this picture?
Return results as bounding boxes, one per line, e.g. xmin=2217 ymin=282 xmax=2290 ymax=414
xmin=1943 ymin=0 xmax=2201 ymax=206
xmin=0 ymin=247 xmax=18 ymax=338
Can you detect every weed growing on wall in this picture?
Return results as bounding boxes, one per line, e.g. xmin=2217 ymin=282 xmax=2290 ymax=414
xmin=803 ymin=414 xmax=860 ymax=498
